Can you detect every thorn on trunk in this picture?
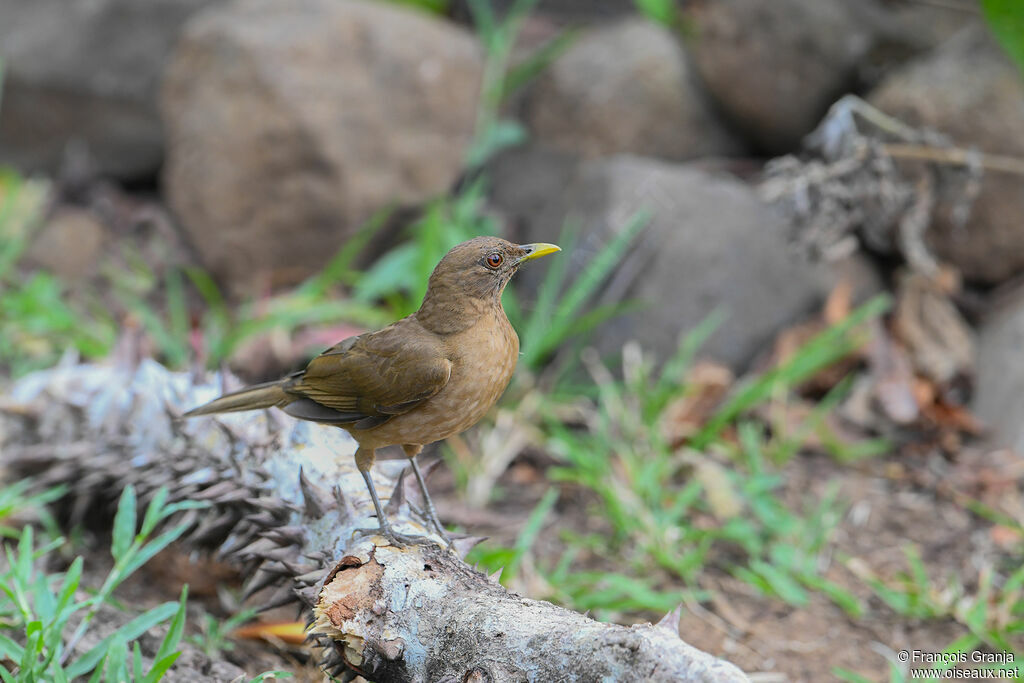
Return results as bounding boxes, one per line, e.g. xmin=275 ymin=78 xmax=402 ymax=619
xmin=656 ymin=604 xmax=684 ymax=636
xmin=264 ymin=526 xmax=306 ymax=546
xmin=242 ymin=568 xmax=281 ymax=600
xmin=245 ymin=511 xmax=280 ymax=529
xmin=299 ymin=467 xmax=330 ymax=518
xmin=332 ymin=485 xmax=352 ymax=523
xmin=451 ymin=535 xmax=487 ymax=560
xmin=256 ymin=587 xmax=299 ymax=613
xmin=384 ymin=467 xmax=409 ymax=517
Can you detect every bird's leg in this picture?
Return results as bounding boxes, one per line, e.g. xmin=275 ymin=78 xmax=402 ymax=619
xmin=352 ymin=447 xmax=432 ymax=547
xmin=403 ymin=445 xmax=451 ymax=547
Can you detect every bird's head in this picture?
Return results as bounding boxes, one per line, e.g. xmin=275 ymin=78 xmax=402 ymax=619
xmin=425 ymin=236 xmax=560 ymax=303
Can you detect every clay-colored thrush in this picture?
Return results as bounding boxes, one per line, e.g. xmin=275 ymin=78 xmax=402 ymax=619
xmin=185 ymin=237 xmax=560 ymax=546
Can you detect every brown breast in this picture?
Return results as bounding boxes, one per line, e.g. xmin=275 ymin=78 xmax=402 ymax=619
xmin=353 ymin=306 xmax=519 ymax=449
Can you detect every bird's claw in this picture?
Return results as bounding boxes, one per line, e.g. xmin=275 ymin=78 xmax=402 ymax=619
xmin=409 ymin=502 xmax=454 ymax=549
xmin=353 ymin=525 xmax=438 ymax=548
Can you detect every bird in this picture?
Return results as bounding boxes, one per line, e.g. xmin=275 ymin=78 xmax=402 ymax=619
xmin=184 ymin=237 xmax=560 ymax=547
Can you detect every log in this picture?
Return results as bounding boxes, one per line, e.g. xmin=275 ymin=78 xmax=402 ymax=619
xmin=0 ymin=359 xmax=749 ymax=682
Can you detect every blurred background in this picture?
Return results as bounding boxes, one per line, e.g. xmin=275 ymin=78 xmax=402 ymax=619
xmin=2 ymin=0 xmax=1024 ymax=681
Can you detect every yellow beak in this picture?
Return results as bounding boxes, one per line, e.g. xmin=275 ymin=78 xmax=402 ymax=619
xmin=517 ymin=243 xmax=561 ymax=263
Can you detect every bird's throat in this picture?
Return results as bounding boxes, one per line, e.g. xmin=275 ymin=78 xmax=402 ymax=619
xmin=415 ymin=291 xmax=502 ymax=335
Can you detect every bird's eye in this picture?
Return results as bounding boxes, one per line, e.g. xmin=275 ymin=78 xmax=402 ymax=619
xmin=485 ymin=253 xmax=504 ymax=269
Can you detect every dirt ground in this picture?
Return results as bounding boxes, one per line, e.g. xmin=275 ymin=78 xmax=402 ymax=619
xmin=25 ymin=417 xmax=1024 ymax=683
xmin=429 ymin=444 xmax=1024 ymax=682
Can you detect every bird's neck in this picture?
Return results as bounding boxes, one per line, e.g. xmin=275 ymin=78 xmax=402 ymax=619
xmin=415 ymin=288 xmax=504 ymax=335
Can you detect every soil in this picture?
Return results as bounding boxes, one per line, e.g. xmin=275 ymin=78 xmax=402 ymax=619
xmin=19 ymin=412 xmax=1020 ymax=682
xmin=425 ymin=443 xmax=1024 ymax=683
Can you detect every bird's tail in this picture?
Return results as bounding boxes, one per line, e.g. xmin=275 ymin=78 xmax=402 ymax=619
xmin=184 ymin=380 xmax=289 ymax=417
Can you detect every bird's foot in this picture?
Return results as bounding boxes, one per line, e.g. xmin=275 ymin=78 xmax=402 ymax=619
xmin=412 ymin=504 xmax=453 ymax=549
xmin=353 ymin=524 xmax=438 ymax=548
xmin=431 ymin=522 xmax=453 ymax=549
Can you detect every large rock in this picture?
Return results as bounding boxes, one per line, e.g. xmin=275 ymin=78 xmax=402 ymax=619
xmin=975 ymin=295 xmax=1024 ymax=454
xmin=0 ymin=0 xmax=215 ymax=179
xmin=162 ymin=0 xmax=483 ymax=293
xmin=523 ymin=19 xmax=742 ymax=160
xmin=868 ymin=27 xmax=1024 ymax=285
xmin=500 ymin=153 xmax=840 ymax=368
xmin=684 ymin=0 xmax=875 ymax=154
xmin=452 ymin=0 xmax=633 ymax=24
xmin=23 ymin=208 xmax=110 ymax=282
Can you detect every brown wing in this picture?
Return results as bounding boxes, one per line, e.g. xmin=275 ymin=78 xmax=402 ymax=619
xmin=282 ymin=317 xmax=451 ymax=428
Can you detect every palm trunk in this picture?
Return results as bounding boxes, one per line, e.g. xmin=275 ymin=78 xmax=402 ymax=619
xmin=1 ymin=359 xmax=748 ymax=682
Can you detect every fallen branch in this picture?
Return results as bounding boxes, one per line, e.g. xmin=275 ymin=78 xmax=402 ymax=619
xmin=0 ymin=360 xmax=749 ymax=682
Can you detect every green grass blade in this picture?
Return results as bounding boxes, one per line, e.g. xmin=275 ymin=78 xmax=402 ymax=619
xmin=111 ymin=485 xmax=137 ymax=564
xmin=510 ymin=488 xmax=559 ymax=575
xmin=248 ymin=672 xmax=294 ymax=682
xmin=0 ymin=633 xmax=24 ymax=662
xmin=299 ymin=205 xmax=393 ymax=297
xmin=151 ymin=586 xmax=188 ymax=672
xmin=140 ymin=487 xmax=169 ymax=538
xmin=502 ymin=29 xmax=576 ymax=99
xmin=547 ymin=211 xmax=648 ymax=334
xmin=517 ymin=225 xmax=576 ymax=364
xmin=119 ymin=521 xmax=192 ymax=579
xmin=145 ymin=652 xmax=182 ymax=683
xmin=133 ymin=641 xmax=144 ymax=680
xmin=981 ymin=0 xmax=1024 ymax=74
xmin=104 ymin=637 xmax=129 ymax=683
xmin=692 ymin=294 xmax=890 ymax=449
xmin=67 ymin=602 xmax=179 ymax=678
xmin=633 ymin=0 xmax=677 ymax=26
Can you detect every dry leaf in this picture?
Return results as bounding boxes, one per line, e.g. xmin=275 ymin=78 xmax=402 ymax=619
xmin=694 ymin=459 xmax=743 ymax=520
xmin=661 ymin=361 xmax=734 ymax=446
xmin=866 ymin=325 xmax=919 ymax=425
xmin=893 ymin=271 xmax=974 ymax=386
xmin=233 ymin=620 xmax=309 ymax=645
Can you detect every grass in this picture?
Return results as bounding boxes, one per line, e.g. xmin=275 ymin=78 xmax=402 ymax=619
xmin=0 ymin=485 xmax=292 ymax=682
xmin=0 ymin=485 xmax=200 ymax=681
xmin=633 ymin=0 xmax=678 ymax=27
xmin=0 ymin=169 xmax=118 ymax=378
xmin=186 ymin=608 xmax=258 ymax=659
xmin=5 ymin=3 xmax=1021 ymax=681
xmin=854 ymin=546 xmax=1024 ymax=664
xmin=464 ymin=299 xmax=889 ymax=621
xmin=463 ymin=286 xmax=1024 ymax=678
xmin=982 ymin=0 xmax=1024 ymax=76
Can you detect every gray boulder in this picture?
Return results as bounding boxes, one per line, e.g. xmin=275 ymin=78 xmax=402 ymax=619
xmin=0 ymin=0 xmax=216 ymax=179
xmin=868 ymin=26 xmax=1024 ymax=285
xmin=975 ymin=295 xmax=1024 ymax=454
xmin=501 ymin=154 xmax=844 ymax=368
xmin=161 ymin=0 xmax=483 ymax=293
xmin=524 ymin=18 xmax=742 ymax=160
xmin=684 ymin=0 xmax=875 ymax=154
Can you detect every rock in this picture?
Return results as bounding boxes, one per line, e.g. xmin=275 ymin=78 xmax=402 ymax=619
xmin=857 ymin=2 xmax=979 ymax=85
xmin=487 ymin=144 xmax=582 ymax=235
xmin=452 ymin=0 xmax=633 ymax=24
xmin=162 ymin=0 xmax=483 ymax=293
xmin=975 ymin=294 xmax=1024 ymax=454
xmin=501 ymin=154 xmax=842 ymax=368
xmin=868 ymin=26 xmax=1024 ymax=285
xmin=0 ymin=0 xmax=215 ymax=179
xmin=23 ymin=208 xmax=109 ymax=281
xmin=523 ymin=18 xmax=742 ymax=160
xmin=684 ymin=0 xmax=875 ymax=154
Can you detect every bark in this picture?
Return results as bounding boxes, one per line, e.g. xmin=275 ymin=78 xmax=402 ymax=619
xmin=0 ymin=360 xmax=748 ymax=682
